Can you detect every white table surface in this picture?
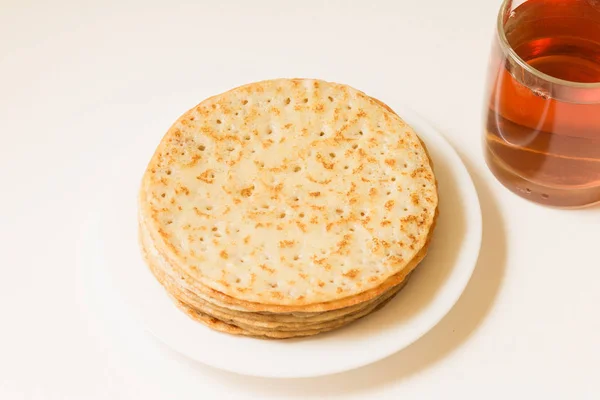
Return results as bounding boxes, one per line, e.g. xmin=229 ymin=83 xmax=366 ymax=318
xmin=1 ymin=0 xmax=598 ymax=398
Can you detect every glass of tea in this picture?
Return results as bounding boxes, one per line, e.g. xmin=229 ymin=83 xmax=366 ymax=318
xmin=484 ymin=0 xmax=600 ymax=208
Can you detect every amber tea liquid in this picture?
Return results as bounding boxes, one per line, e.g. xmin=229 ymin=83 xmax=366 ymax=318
xmin=485 ymin=0 xmax=600 ymax=207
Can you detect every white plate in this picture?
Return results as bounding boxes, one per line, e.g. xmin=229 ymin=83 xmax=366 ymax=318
xmin=80 ymin=105 xmax=481 ymax=378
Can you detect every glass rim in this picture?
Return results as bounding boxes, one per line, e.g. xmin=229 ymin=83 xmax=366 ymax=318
xmin=497 ymin=0 xmax=600 ymax=89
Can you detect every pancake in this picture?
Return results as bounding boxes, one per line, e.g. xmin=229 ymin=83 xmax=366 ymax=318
xmin=139 ymin=219 xmax=416 ymax=323
xmin=172 ymin=290 xmax=401 ymax=339
xmin=139 ymin=199 xmax=436 ymax=313
xmin=143 ymin=234 xmax=410 ymax=331
xmin=137 ymin=78 xmax=439 ymax=337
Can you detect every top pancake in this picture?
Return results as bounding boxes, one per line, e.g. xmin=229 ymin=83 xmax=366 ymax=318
xmin=139 ymin=78 xmax=438 ymax=306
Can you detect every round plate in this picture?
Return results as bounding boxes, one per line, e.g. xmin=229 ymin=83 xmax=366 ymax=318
xmin=80 ymin=105 xmax=482 ymax=378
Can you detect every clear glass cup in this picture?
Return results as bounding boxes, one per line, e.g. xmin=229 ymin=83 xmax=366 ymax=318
xmin=483 ymin=0 xmax=600 ymax=208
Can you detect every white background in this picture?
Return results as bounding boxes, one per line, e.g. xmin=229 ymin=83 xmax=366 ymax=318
xmin=1 ymin=0 xmax=598 ymax=399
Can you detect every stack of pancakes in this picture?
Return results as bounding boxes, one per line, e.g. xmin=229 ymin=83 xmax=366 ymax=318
xmin=138 ymin=79 xmax=438 ymax=339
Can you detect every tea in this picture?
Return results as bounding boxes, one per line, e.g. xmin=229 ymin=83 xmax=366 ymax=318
xmin=485 ymin=0 xmax=600 ymax=207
